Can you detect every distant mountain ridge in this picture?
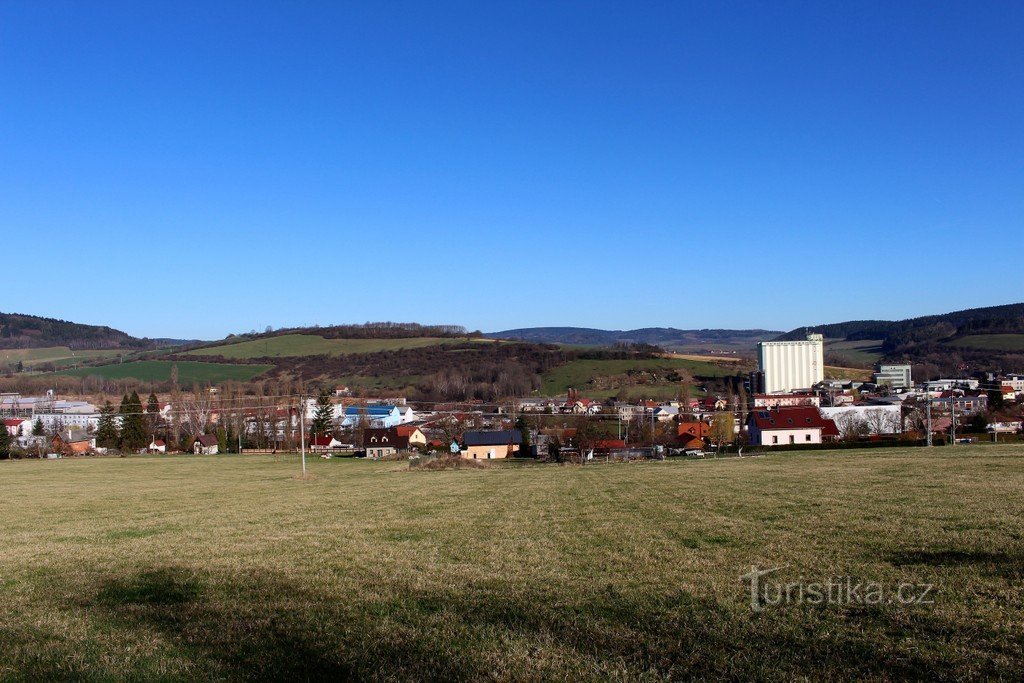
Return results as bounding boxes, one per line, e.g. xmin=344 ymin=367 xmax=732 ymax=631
xmin=775 ymin=303 xmax=1024 ymax=348
xmin=486 ymin=327 xmax=780 ymax=350
xmin=0 ymin=312 xmax=188 ymax=350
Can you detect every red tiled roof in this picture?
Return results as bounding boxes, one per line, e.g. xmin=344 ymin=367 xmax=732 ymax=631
xmin=679 ymin=435 xmax=704 ymax=449
xmin=310 ymin=436 xmax=335 ymax=447
xmin=394 ymin=425 xmax=420 ymax=437
xmin=678 ymin=422 xmax=710 ymax=439
xmin=4 ymin=419 xmax=26 ymax=427
xmin=749 ymin=406 xmax=838 ymax=434
xmin=593 ymin=439 xmax=626 ymax=450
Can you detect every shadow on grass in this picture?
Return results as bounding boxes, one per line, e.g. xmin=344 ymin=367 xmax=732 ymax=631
xmin=19 ymin=565 xmax=1016 ymax=680
xmin=890 ymin=549 xmax=1024 ymax=579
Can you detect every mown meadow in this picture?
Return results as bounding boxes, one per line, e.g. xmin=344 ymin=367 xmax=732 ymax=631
xmin=1 ymin=447 xmax=1022 ymax=679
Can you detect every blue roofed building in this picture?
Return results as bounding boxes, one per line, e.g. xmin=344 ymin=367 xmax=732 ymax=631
xmin=340 ymin=404 xmax=416 ymax=429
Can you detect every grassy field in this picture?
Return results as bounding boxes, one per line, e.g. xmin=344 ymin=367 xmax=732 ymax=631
xmin=824 ymin=365 xmax=874 ymax=381
xmin=0 ymin=346 xmax=125 ymax=368
xmin=946 ymin=334 xmax=1024 ymax=351
xmin=54 ymin=360 xmax=273 ymax=384
xmin=3 ymin=447 xmax=1021 ymax=679
xmin=185 ymin=334 xmax=479 ymax=359
xmin=541 ymin=357 xmax=735 ymax=398
xmin=825 ymin=338 xmax=885 ymax=366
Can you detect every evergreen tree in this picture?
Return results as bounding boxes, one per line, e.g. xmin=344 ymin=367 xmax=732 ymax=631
xmin=32 ymin=418 xmax=45 ymax=436
xmin=515 ymin=415 xmax=532 ymax=450
xmin=310 ymin=390 xmax=334 ymax=438
xmin=96 ymin=401 xmax=120 ymax=448
xmin=145 ymin=392 xmax=160 ymax=435
xmin=0 ymin=425 xmax=11 ymax=459
xmin=119 ymin=391 xmax=147 ymax=450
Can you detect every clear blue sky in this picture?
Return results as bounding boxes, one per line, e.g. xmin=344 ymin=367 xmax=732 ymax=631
xmin=2 ymin=1 xmax=1022 ymax=340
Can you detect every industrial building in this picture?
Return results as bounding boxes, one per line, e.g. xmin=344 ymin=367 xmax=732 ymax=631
xmin=756 ymin=333 xmax=824 ymax=394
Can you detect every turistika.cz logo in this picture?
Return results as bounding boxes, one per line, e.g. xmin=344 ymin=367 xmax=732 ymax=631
xmin=740 ymin=565 xmax=935 ymax=612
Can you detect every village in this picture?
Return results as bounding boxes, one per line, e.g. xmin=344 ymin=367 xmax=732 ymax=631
xmin=5 ymin=332 xmax=1022 ymax=461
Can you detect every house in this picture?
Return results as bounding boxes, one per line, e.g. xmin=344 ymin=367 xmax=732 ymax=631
xmin=394 ymin=425 xmax=427 ymax=448
xmin=309 ymin=435 xmax=344 ymax=452
xmin=679 ymin=435 xmax=705 ymax=450
xmin=51 ymin=429 xmax=96 ymax=455
xmin=652 ymin=405 xmax=680 ymax=421
xmin=461 ymin=430 xmax=522 ymax=459
xmin=363 ymin=428 xmax=407 ymax=458
xmin=193 ymin=434 xmax=219 ymax=455
xmin=753 ymin=393 xmax=821 ymax=408
xmin=4 ymin=418 xmax=32 ymax=437
xmin=1001 ymin=386 xmax=1017 ymax=403
xmin=677 ymin=421 xmax=710 ymax=441
xmin=932 ymin=393 xmax=988 ymax=415
xmin=148 ymin=439 xmax=166 ymax=453
xmin=746 ymin=407 xmax=839 ymax=447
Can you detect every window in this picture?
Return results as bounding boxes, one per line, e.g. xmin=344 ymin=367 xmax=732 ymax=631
xmin=772 ymin=436 xmax=778 ymax=444
xmin=789 ymin=435 xmax=795 ymax=444
xmin=806 ymin=434 xmax=812 ymax=442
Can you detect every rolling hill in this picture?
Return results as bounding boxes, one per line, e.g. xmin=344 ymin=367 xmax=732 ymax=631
xmin=486 ymin=327 xmax=779 ymax=353
xmin=0 ymin=312 xmax=191 ymax=350
xmin=779 ymin=303 xmax=1024 ymax=373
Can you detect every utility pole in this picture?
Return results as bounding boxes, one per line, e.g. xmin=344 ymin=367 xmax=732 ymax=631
xmin=299 ymin=395 xmax=307 ymax=476
xmin=950 ymin=392 xmax=956 ymax=446
xmin=925 ymin=384 xmax=932 ymax=447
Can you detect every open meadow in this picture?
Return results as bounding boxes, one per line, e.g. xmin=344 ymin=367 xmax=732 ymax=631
xmin=2 ymin=448 xmax=1023 ymax=679
xmin=183 ymin=334 xmax=486 ymax=359
xmin=53 ymin=360 xmax=274 ymax=384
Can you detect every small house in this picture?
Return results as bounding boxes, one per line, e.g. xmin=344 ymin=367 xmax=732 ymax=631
xmin=148 ymin=439 xmax=166 ymax=453
xmin=461 ymin=430 xmax=522 ymax=459
xmin=193 ymin=434 xmax=219 ymax=455
xmin=51 ymin=429 xmax=96 ymax=455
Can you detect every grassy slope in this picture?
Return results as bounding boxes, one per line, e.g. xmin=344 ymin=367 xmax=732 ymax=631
xmin=541 ymin=357 xmax=734 ymax=398
xmin=54 ymin=360 xmax=273 ymax=384
xmin=1 ymin=448 xmax=1022 ymax=679
xmin=946 ymin=334 xmax=1024 ymax=351
xmin=826 ymin=338 xmax=885 ymax=365
xmin=0 ymin=346 xmax=124 ymax=367
xmin=185 ymin=334 xmax=474 ymax=359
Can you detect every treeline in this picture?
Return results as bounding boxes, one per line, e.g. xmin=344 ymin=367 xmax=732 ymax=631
xmin=0 ymin=312 xmax=150 ymax=350
xmin=776 ymin=303 xmax=1024 ymax=344
xmin=175 ymin=342 xmax=673 ymax=401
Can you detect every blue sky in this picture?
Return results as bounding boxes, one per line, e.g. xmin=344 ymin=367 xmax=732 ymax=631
xmin=2 ymin=1 xmax=1022 ymax=340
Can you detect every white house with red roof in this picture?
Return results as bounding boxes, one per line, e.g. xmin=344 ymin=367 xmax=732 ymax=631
xmin=747 ymin=406 xmax=839 ymax=447
xmin=4 ymin=418 xmax=32 ymax=437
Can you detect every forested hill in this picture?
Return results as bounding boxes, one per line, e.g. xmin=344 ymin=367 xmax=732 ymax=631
xmin=485 ymin=327 xmax=779 ymax=349
xmin=776 ymin=303 xmax=1024 ymax=346
xmin=0 ymin=312 xmax=154 ymax=350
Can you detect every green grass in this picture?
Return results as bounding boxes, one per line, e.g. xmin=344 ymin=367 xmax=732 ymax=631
xmin=946 ymin=334 xmax=1024 ymax=351
xmin=0 ymin=346 xmax=125 ymax=368
xmin=53 ymin=360 xmax=273 ymax=384
xmin=825 ymin=338 xmax=885 ymax=366
xmin=541 ymin=357 xmax=734 ymax=398
xmin=1 ymin=447 xmax=1022 ymax=679
xmin=185 ymin=334 xmax=481 ymax=359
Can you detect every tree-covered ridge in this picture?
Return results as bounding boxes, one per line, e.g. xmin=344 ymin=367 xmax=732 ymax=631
xmin=775 ymin=303 xmax=1024 ymax=344
xmin=0 ymin=312 xmax=146 ymax=350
